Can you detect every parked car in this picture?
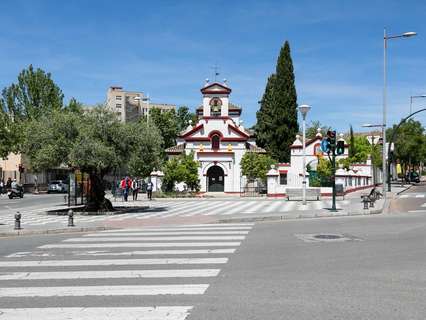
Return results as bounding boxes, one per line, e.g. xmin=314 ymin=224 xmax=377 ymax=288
xmin=405 ymin=172 xmax=420 ymax=183
xmin=47 ymin=180 xmax=69 ymax=193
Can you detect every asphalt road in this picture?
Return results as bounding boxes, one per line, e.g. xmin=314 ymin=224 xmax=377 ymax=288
xmin=389 ymin=181 xmax=426 ymax=213
xmin=0 ymin=211 xmax=425 ymax=319
xmin=0 ymin=193 xmax=65 ymax=215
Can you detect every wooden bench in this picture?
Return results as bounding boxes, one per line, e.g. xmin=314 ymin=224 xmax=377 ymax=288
xmin=286 ymin=188 xmax=321 ymax=201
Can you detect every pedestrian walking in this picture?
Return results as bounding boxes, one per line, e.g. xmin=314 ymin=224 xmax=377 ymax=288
xmin=120 ymin=176 xmax=132 ymax=202
xmin=6 ymin=177 xmax=12 ymax=189
xmin=146 ymin=180 xmax=154 ymax=200
xmin=132 ymin=178 xmax=139 ymax=201
xmin=0 ymin=179 xmax=4 ymax=195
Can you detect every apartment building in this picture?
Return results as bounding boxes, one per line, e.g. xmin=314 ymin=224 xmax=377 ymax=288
xmin=106 ymin=86 xmax=176 ymax=123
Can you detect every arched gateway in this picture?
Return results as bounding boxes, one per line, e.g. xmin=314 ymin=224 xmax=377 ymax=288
xmin=207 ymin=165 xmax=224 ymax=192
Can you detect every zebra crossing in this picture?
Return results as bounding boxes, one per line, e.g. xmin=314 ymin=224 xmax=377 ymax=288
xmin=0 ymin=222 xmax=254 ymax=319
xmin=0 ymin=199 xmax=345 ymax=228
xmin=398 ymin=193 xmax=425 ymax=199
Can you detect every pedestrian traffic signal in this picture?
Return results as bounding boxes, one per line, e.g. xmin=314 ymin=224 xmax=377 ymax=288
xmin=336 ymin=140 xmax=345 ymax=155
xmin=320 ymin=138 xmax=330 ymax=153
xmin=327 ymin=130 xmax=336 ymax=149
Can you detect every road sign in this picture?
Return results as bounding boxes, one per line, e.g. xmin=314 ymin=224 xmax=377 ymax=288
xmin=320 ymin=139 xmax=330 ymax=153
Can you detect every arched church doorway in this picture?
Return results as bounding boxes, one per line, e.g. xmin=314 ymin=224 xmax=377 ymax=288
xmin=207 ymin=165 xmax=224 ymax=192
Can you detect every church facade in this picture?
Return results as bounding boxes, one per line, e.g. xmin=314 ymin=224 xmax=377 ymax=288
xmin=166 ymin=81 xmax=265 ymax=193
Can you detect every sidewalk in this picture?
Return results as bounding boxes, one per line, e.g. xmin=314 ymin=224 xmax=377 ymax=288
xmin=0 ymin=184 xmax=412 ymax=237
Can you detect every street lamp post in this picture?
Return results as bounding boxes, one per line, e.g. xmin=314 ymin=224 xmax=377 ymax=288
xmin=410 ymin=95 xmax=426 ymax=114
xmin=383 ymin=28 xmax=417 ymax=197
xmin=299 ymin=104 xmax=311 ymax=205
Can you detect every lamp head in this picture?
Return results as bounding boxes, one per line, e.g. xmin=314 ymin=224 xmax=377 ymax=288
xmin=298 ymin=104 xmax=311 ymax=118
xmin=403 ymin=31 xmax=417 ymax=37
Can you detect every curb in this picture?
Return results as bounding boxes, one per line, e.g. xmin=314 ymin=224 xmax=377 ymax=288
xmin=0 ymin=226 xmax=118 ymax=238
xmin=217 ymin=208 xmax=384 ymax=224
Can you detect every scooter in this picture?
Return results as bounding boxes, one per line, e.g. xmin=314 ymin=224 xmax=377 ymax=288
xmin=7 ymin=187 xmax=24 ymax=199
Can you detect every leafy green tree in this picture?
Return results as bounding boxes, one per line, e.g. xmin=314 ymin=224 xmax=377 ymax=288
xmin=176 ymin=106 xmax=197 ymax=133
xmin=162 ymin=152 xmax=200 ymax=192
xmin=0 ymin=110 xmax=19 ymax=158
xmin=387 ymin=119 xmax=425 ymax=172
xmin=255 ymin=41 xmax=298 ymax=162
xmin=23 ymin=106 xmax=163 ymax=210
xmin=127 ymin=121 xmax=163 ymax=178
xmin=240 ymin=152 xmax=275 ymax=182
xmin=1 ymin=65 xmax=64 ymax=121
xmin=147 ymin=108 xmax=179 ymax=150
xmin=64 ymin=98 xmax=84 ymax=114
xmin=306 ymin=121 xmax=331 ymax=139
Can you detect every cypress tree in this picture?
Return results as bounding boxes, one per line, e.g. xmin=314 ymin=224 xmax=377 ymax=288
xmin=349 ymin=125 xmax=355 ymax=158
xmin=255 ymin=74 xmax=276 ymax=149
xmin=255 ymin=41 xmax=298 ymax=162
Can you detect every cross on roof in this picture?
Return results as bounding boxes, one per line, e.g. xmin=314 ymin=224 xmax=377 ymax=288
xmin=211 ymin=64 xmax=220 ymax=81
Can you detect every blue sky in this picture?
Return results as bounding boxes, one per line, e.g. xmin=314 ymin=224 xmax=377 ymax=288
xmin=0 ymin=0 xmax=425 ymax=133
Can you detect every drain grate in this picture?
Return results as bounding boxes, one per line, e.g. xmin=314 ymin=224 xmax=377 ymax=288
xmin=295 ymin=233 xmax=362 ymax=243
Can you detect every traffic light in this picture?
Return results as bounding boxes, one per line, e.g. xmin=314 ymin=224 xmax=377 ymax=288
xmin=18 ymin=164 xmax=25 ymax=173
xmin=327 ymin=130 xmax=337 ymax=149
xmin=320 ymin=138 xmax=330 ymax=153
xmin=336 ymin=140 xmax=345 ymax=155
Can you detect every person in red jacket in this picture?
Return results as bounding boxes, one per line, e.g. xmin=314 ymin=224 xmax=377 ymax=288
xmin=120 ymin=176 xmax=132 ymax=201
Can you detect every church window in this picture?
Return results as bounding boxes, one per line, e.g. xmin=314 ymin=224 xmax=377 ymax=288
xmin=211 ymin=134 xmax=220 ymax=150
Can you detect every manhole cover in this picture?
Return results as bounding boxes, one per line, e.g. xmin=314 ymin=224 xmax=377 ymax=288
xmin=295 ymin=233 xmax=363 ymax=243
xmin=314 ymin=234 xmax=342 ymax=240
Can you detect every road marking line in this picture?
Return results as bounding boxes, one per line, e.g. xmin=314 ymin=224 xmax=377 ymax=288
xmin=0 ymin=269 xmax=221 ymax=280
xmin=415 ymin=194 xmax=425 ymax=198
xmin=63 ymin=236 xmax=246 ymax=242
xmin=218 ymin=201 xmax=258 ymax=215
xmin=180 ymin=201 xmax=232 ymax=217
xmin=263 ymin=201 xmax=283 ymax=213
xmin=84 ymin=231 xmax=249 ymax=236
xmin=100 ymin=226 xmax=253 ymax=232
xmin=0 ymin=307 xmax=193 ymax=320
xmin=0 ymin=284 xmax=209 ymax=297
xmin=0 ymin=257 xmax=228 ymax=267
xmin=72 ymin=248 xmax=237 ymax=256
xmin=408 ymin=210 xmax=426 ymax=213
xmin=39 ymin=242 xmax=241 ymax=249
xmin=239 ymin=201 xmax=268 ymax=214
xmin=421 ymin=203 xmax=426 ymax=207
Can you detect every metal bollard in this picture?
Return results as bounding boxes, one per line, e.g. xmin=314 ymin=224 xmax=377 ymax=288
xmin=68 ymin=209 xmax=75 ymax=227
xmin=14 ymin=212 xmax=22 ymax=230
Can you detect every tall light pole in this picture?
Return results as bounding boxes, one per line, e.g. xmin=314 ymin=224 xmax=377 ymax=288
xmin=299 ymin=104 xmax=311 ymax=205
xmin=383 ymin=28 xmax=417 ymax=197
xmin=410 ymin=95 xmax=426 ymax=114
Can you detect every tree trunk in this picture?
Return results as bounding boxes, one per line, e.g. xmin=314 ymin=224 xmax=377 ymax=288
xmin=85 ymin=171 xmax=113 ymax=212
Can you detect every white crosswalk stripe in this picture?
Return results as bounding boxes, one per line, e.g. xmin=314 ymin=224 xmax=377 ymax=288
xmin=0 ymin=223 xmax=254 ymax=320
xmin=0 ymin=307 xmax=193 ymax=320
xmin=399 ymin=193 xmax=425 ymax=199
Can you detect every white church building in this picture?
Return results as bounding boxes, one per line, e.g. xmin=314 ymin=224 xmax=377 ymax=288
xmin=165 ymin=80 xmax=266 ymax=193
xmin=158 ymin=79 xmax=376 ymax=197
